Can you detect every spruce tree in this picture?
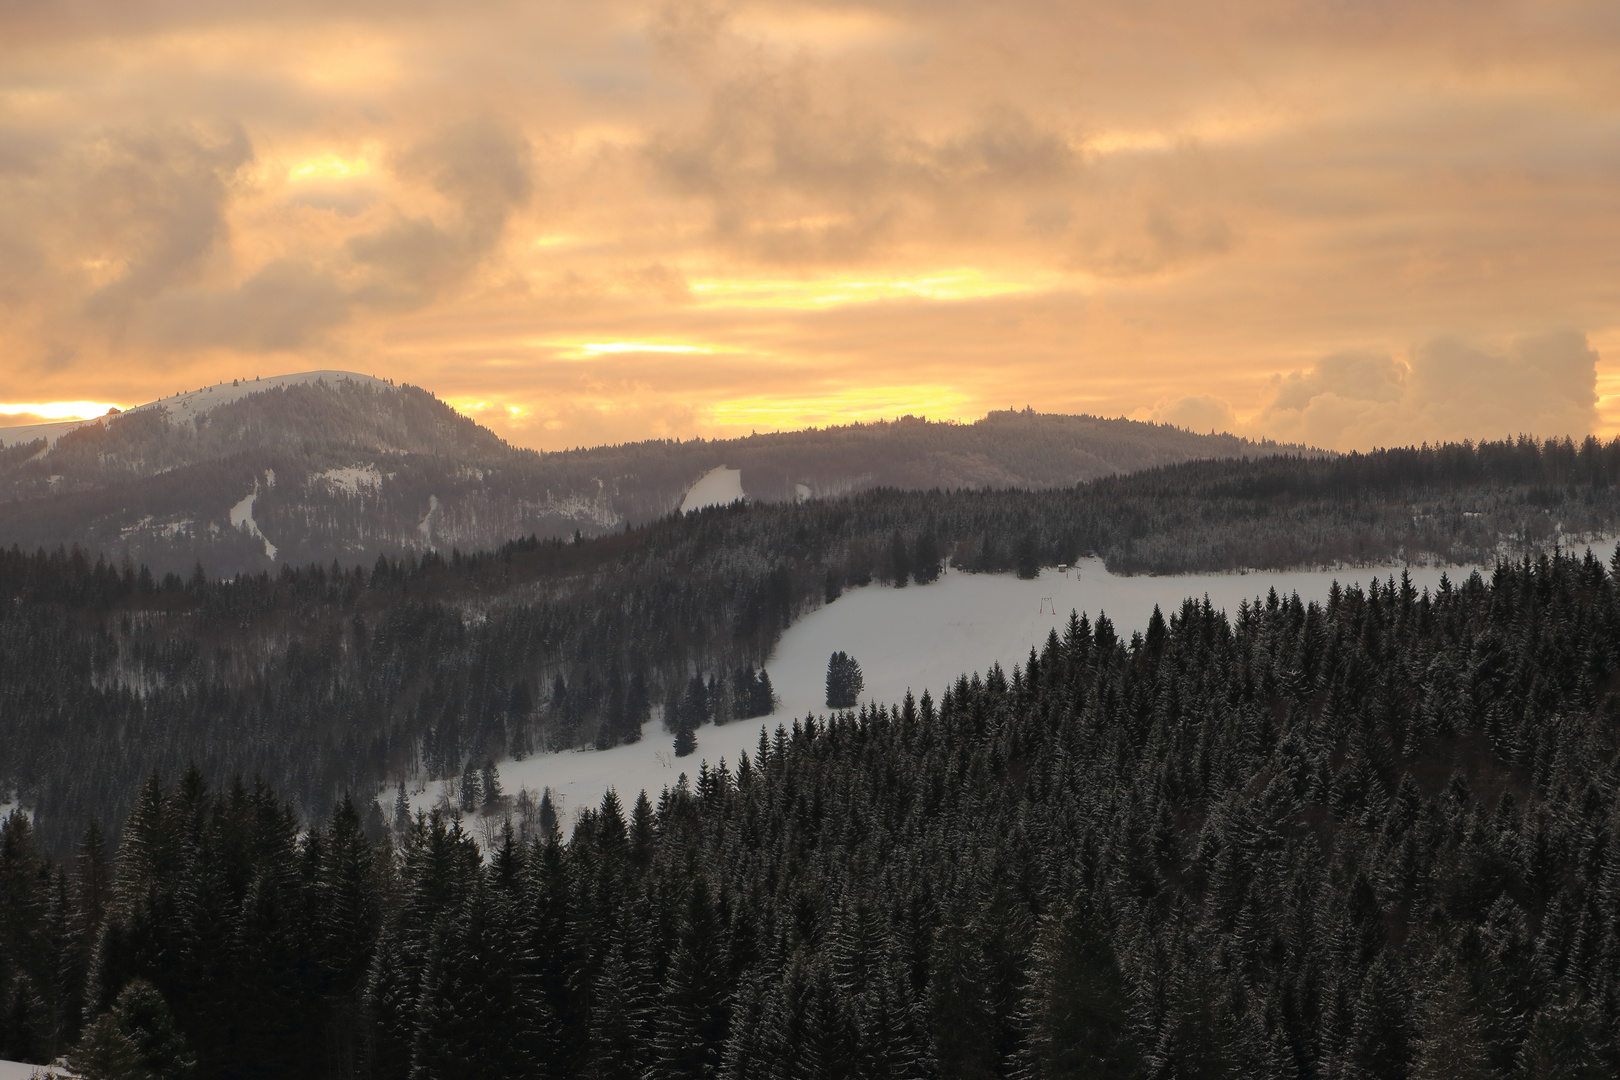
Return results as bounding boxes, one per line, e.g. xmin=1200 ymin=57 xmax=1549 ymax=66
xmin=654 ymin=881 xmax=731 ymax=1079
xmin=457 ymin=760 xmax=480 ymax=814
xmin=825 ymin=652 xmax=864 ymax=709
xmin=1018 ymin=894 xmax=1139 ymax=1079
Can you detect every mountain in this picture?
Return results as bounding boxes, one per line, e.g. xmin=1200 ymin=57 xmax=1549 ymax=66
xmin=0 ymin=371 xmax=1318 ymax=574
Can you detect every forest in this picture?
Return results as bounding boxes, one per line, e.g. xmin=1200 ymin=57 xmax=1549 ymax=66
xmin=6 ymin=436 xmax=1620 ymax=854
xmin=3 ymin=546 xmax=1618 ymax=1077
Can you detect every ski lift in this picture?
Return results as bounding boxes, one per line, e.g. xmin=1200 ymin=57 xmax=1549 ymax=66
xmin=1039 ymin=597 xmax=1056 ymax=615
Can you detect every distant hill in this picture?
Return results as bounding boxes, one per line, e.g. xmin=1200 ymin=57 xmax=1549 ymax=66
xmin=0 ymin=372 xmax=1320 ymax=574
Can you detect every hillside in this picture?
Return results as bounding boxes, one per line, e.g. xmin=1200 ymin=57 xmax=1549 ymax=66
xmin=0 ymin=373 xmax=1315 ymax=575
xmin=3 ymin=435 xmax=1618 ymax=854
xmin=2 ymin=549 xmax=1618 ymax=1077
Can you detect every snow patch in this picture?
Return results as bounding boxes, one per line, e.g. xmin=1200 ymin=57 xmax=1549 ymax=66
xmin=317 ymin=464 xmax=383 ymax=494
xmin=0 ymin=1061 xmax=74 ymax=1080
xmin=119 ymin=516 xmax=192 ymax=540
xmin=229 ymin=471 xmax=279 ymax=560
xmin=418 ymin=494 xmax=440 ymax=547
xmin=795 ymin=482 xmax=813 ymax=502
xmin=681 ymin=465 xmax=745 ymax=512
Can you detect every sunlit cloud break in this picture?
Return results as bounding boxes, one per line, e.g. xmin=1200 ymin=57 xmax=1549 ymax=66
xmin=448 ymin=399 xmax=529 ymax=420
xmin=689 ymin=270 xmax=1042 ymax=309
xmin=0 ymin=402 xmax=124 ymax=421
xmin=288 ymin=155 xmax=370 ymax=181
xmin=710 ymin=387 xmax=973 ymax=430
xmin=551 ymin=342 xmax=722 ymax=360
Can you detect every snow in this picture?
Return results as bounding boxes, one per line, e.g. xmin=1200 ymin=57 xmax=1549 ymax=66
xmin=0 ymin=420 xmax=87 ymax=450
xmin=412 ymin=557 xmax=1472 ymax=830
xmin=229 ymin=470 xmax=279 ymax=560
xmin=317 ymin=464 xmax=383 ymax=494
xmin=139 ymin=372 xmax=389 ymax=425
xmin=765 ymin=557 xmax=1460 ymax=722
xmin=680 ymin=465 xmax=745 ymax=512
xmin=418 ymin=494 xmax=440 ymax=546
xmin=795 ymin=482 xmax=813 ymax=502
xmin=0 ymin=1061 xmax=74 ymax=1080
xmin=0 ymin=371 xmax=392 ymax=452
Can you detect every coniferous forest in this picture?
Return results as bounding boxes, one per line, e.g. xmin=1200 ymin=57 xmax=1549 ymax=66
xmin=3 ymin=549 xmax=1620 ymax=1076
xmin=7 ymin=436 xmax=1620 ymax=855
xmin=2 ymin=438 xmax=1620 ymax=1076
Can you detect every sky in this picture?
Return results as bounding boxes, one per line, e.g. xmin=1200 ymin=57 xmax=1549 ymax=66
xmin=1 ymin=0 xmax=1618 ymax=451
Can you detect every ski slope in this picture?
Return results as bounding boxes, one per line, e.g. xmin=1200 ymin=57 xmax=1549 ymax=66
xmin=415 ymin=557 xmax=1474 ymax=828
xmin=679 ymin=465 xmax=745 ymax=512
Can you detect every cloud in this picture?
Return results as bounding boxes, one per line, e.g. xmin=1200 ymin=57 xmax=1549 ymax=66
xmin=79 ymin=127 xmax=254 ymax=325
xmin=148 ymin=259 xmax=352 ymax=351
xmin=1147 ymin=394 xmax=1239 ymax=434
xmin=1258 ymin=332 xmax=1599 ymax=449
xmin=3 ymin=0 xmax=1620 ymax=450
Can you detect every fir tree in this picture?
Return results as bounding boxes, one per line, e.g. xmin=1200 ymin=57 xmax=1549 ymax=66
xmin=825 ymin=652 xmax=864 ymax=709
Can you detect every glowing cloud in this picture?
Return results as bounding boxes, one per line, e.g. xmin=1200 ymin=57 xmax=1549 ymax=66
xmin=689 ymin=271 xmax=1040 ymax=310
xmin=288 ymin=156 xmax=370 ymax=182
xmin=0 ymin=402 xmax=124 ymax=421
xmin=551 ymin=342 xmax=721 ymax=359
xmin=446 ymin=398 xmax=533 ymax=423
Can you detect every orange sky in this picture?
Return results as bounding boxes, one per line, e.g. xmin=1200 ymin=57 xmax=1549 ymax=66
xmin=2 ymin=0 xmax=1618 ymax=451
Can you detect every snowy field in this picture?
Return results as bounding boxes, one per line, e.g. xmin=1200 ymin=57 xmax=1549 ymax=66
xmin=413 ymin=557 xmax=1477 ymax=827
xmin=0 ymin=1060 xmax=67 ymax=1079
xmin=679 ymin=465 xmax=745 ymax=512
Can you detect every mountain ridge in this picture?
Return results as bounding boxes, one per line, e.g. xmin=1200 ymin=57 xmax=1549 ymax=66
xmin=0 ymin=370 xmax=1326 ymax=575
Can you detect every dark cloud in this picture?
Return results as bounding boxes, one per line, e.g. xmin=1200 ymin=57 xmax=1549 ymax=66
xmin=78 ymin=126 xmax=253 ymax=324
xmin=349 ymin=119 xmax=534 ymax=309
xmin=147 ymin=259 xmax=351 ymax=351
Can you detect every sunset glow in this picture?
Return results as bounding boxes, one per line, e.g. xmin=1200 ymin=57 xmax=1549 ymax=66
xmin=288 ymin=156 xmax=370 ymax=182
xmin=0 ymin=0 xmax=1614 ymax=451
xmin=688 ymin=271 xmax=1041 ymax=309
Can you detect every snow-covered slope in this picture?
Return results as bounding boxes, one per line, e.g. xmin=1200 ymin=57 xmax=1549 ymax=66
xmin=679 ymin=465 xmax=745 ymax=512
xmin=417 ymin=557 xmax=1466 ymax=828
xmin=0 ymin=418 xmax=90 ymax=450
xmin=0 ymin=371 xmax=391 ymax=449
xmin=0 ymin=1059 xmax=69 ymax=1079
xmin=132 ymin=371 xmax=391 ymax=424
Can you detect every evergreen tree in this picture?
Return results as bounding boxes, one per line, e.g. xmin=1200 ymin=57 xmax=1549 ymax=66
xmin=887 ymin=530 xmax=911 ymax=588
xmin=72 ymin=978 xmax=196 ymax=1080
xmin=410 ymin=883 xmax=547 ymax=1080
xmin=1018 ymin=894 xmax=1139 ymax=1079
xmin=481 ymin=762 xmax=502 ymax=808
xmin=912 ymin=530 xmax=942 ymax=584
xmin=457 ymin=759 xmax=481 ymax=814
xmin=825 ymin=651 xmax=864 ymax=709
xmin=654 ymin=881 xmax=731 ymax=1079
xmin=750 ymin=669 xmax=776 ymax=718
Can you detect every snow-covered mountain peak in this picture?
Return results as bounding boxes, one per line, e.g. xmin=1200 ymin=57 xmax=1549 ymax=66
xmin=133 ymin=370 xmax=394 ymax=425
xmin=0 ymin=370 xmax=396 ymax=449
